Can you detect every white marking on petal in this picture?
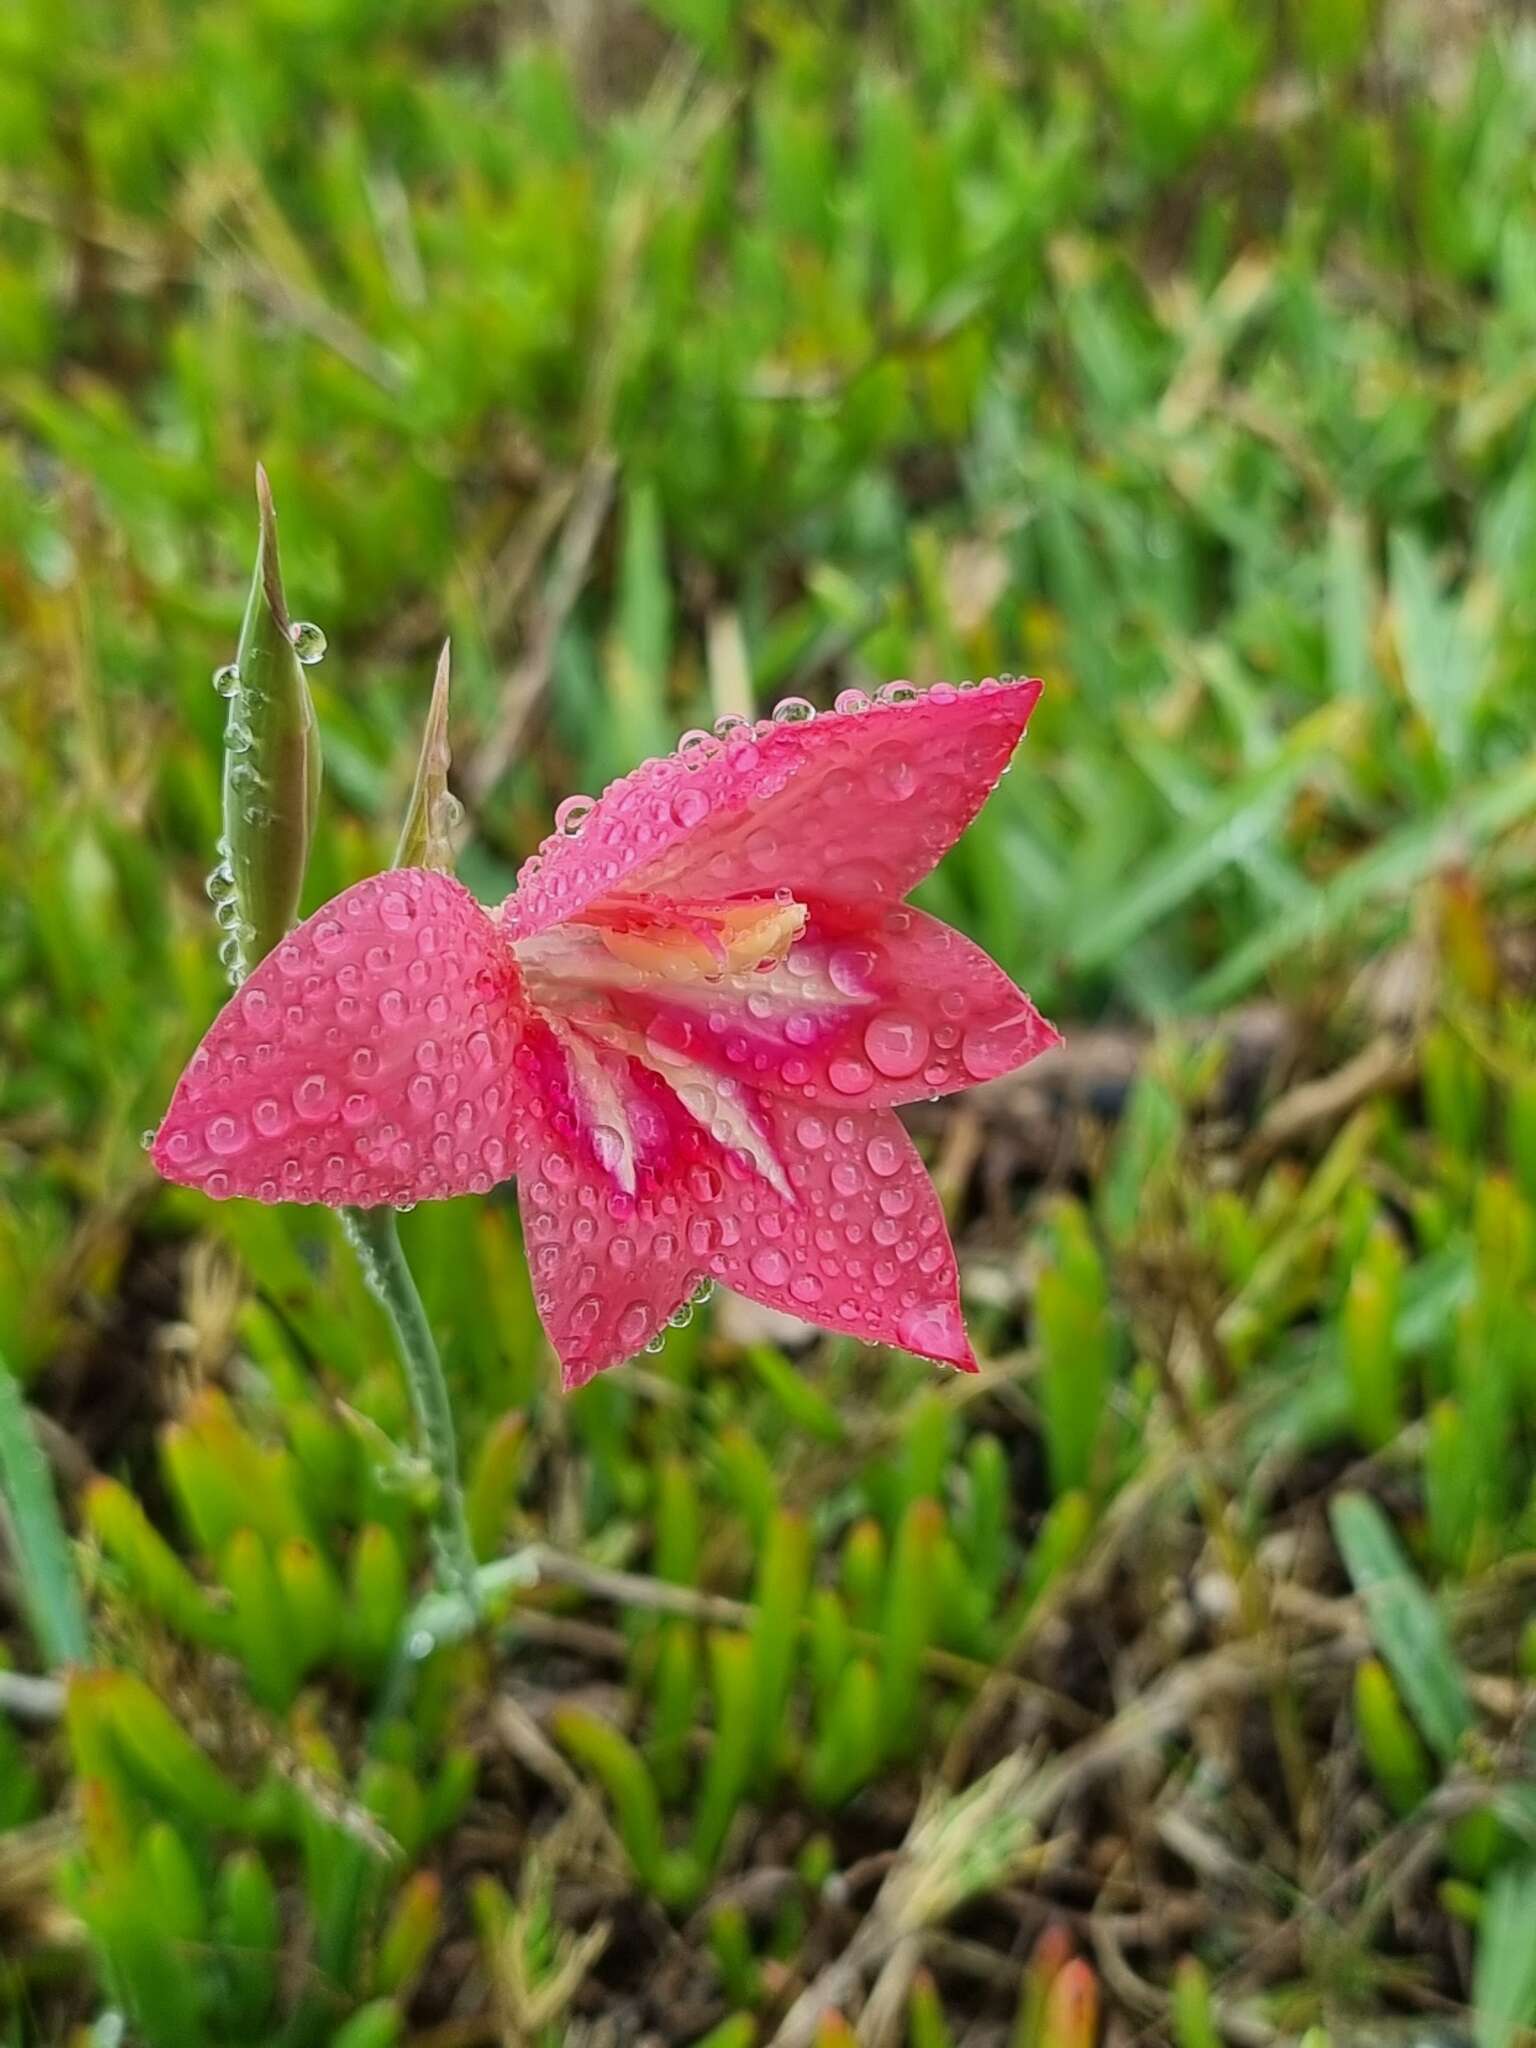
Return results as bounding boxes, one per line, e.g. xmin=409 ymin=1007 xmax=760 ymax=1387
xmin=546 ymin=1017 xmax=638 ymax=1194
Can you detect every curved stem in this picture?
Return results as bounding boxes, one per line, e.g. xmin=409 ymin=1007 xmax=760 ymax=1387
xmin=341 ymin=1208 xmax=478 ymax=1611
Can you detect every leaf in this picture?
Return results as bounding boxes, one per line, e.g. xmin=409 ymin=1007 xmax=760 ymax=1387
xmin=1473 ymin=1856 xmax=1536 ymax=2048
xmin=1068 ymin=703 xmax=1352 ymax=974
xmin=1186 ymin=752 xmax=1536 ymax=1010
xmin=0 ymin=1351 xmax=89 ymax=1668
xmin=1389 ymin=528 xmax=1488 ymax=772
xmin=1330 ymin=1492 xmax=1472 ymax=1761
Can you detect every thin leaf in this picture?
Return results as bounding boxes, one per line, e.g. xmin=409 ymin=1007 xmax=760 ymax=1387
xmin=1330 ymin=1492 xmax=1472 ymax=1761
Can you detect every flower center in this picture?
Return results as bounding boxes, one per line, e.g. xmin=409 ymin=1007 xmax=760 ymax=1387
xmin=572 ymin=893 xmax=807 ymax=983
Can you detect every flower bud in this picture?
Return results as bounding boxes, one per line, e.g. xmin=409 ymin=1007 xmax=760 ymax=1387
xmin=218 ymin=466 xmax=321 ymax=980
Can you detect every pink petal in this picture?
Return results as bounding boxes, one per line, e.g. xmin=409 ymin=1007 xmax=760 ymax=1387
xmin=701 ymin=1093 xmax=978 ymax=1372
xmin=587 ymin=899 xmax=1059 ymax=1112
xmin=503 ymin=677 xmax=1042 ymax=942
xmin=509 ymin=1014 xmax=701 ymax=1389
xmin=152 ymin=870 xmax=524 ymax=1207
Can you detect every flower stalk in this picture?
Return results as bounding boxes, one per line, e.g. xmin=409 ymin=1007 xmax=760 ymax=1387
xmin=341 ymin=1208 xmax=478 ymax=1609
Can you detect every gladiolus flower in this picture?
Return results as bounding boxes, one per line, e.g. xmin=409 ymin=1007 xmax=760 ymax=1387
xmin=154 ymin=679 xmax=1060 ymax=1387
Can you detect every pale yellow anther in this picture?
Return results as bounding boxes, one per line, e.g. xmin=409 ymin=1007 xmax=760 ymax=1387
xmin=593 ymin=897 xmax=807 ymax=982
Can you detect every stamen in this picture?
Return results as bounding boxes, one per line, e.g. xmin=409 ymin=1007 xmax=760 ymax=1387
xmin=577 ymin=895 xmax=807 ymax=983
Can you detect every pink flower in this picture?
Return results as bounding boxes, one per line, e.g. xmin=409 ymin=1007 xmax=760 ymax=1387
xmin=154 ymin=679 xmax=1059 ymax=1388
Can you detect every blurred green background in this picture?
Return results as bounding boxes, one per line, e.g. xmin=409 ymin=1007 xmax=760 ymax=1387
xmin=3 ymin=1 xmax=1536 ymax=2044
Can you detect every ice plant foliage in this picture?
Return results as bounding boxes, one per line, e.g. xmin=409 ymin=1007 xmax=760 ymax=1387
xmin=154 ymin=680 xmax=1059 ymax=1387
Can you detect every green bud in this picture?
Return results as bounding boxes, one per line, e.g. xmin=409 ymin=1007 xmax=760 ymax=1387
xmin=466 ymin=1411 xmax=528 ymax=1563
xmin=219 ymin=466 xmax=321 ymax=980
xmin=358 ymin=1758 xmax=426 ymax=1860
xmin=1354 ymin=1658 xmax=1432 ymax=1816
xmin=216 ymin=1849 xmax=279 ymax=2034
xmin=330 ymin=2000 xmax=404 ymax=2048
xmin=908 ymin=1967 xmax=954 ymax=2048
xmin=650 ymin=1619 xmax=701 ymax=1802
xmin=690 ymin=2021 xmax=758 ymax=2048
xmin=85 ymin=1475 xmax=230 ymax=1647
xmin=90 ymin=1671 xmax=254 ymax=1832
xmin=138 ymin=1822 xmax=206 ymax=1944
xmin=276 ymin=1538 xmax=345 ymax=1674
xmin=654 ymin=1453 xmax=702 ymax=1585
xmin=1040 ymin=1959 xmax=1099 ymax=2048
xmin=692 ymin=1631 xmax=758 ymax=1873
xmin=879 ymin=1499 xmax=942 ymax=1758
xmin=805 ymin=1656 xmax=880 ymax=1808
xmin=392 ymin=640 xmax=460 ymax=872
xmin=1170 ymin=1956 xmax=1222 ymax=2048
xmin=750 ymin=1510 xmax=811 ymax=1780
xmin=222 ymin=1528 xmax=301 ymax=1711
xmin=345 ymin=1524 xmax=410 ymax=1675
xmin=708 ymin=1902 xmax=759 ymax=2008
xmin=554 ymin=1704 xmax=699 ymax=1907
xmin=840 ymin=1517 xmax=886 ymax=1632
xmin=1342 ymin=1246 xmax=1402 ymax=1452
xmin=374 ymin=1870 xmax=442 ymax=1997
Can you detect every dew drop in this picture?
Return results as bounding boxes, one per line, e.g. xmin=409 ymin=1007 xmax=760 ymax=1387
xmin=618 ymin=1302 xmax=649 ymax=1345
xmin=865 ymin=1134 xmax=903 ymax=1178
xmin=670 ymin=786 xmax=710 ymax=829
xmin=876 ymin=680 xmax=921 ymax=706
xmin=834 ymin=687 xmax=871 ymax=714
xmin=555 ymin=794 xmax=594 ymax=836
xmin=863 ymin=1012 xmax=929 ymax=1079
xmin=772 ymin=695 xmax=816 ymax=725
xmin=289 ymin=620 xmax=327 ymax=663
xmin=712 ymin=712 xmax=751 ymax=741
xmin=212 ymin=662 xmax=241 ymax=697
xmin=205 ymin=1113 xmax=248 ymax=1157
xmin=896 ymin=1300 xmax=965 ymax=1358
xmin=828 ymin=1055 xmax=874 ymax=1096
xmin=795 ymin=1114 xmax=828 ymax=1150
xmin=750 ymin=1246 xmax=790 ymax=1287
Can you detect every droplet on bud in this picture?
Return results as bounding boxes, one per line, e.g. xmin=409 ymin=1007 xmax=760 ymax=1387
xmin=212 ymin=662 xmax=241 ymax=696
xmin=555 ymin=795 xmax=594 ymax=836
xmin=288 ymin=620 xmax=327 ymax=664
xmin=771 ymin=695 xmax=816 ymax=725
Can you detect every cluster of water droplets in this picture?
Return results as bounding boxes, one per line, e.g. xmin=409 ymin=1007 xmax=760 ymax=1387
xmin=205 ymin=835 xmax=254 ymax=984
xmin=535 ymin=677 xmax=1009 ymax=857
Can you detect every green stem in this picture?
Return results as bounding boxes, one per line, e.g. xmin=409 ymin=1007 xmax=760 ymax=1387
xmin=0 ymin=1351 xmax=89 ymax=1669
xmin=341 ymin=1208 xmax=478 ymax=1611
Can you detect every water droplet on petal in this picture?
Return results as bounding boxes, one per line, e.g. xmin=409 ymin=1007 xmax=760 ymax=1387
xmin=772 ymin=695 xmax=816 ymax=725
xmin=750 ymin=1246 xmax=790 ymax=1287
xmin=670 ymin=786 xmax=710 ymax=829
xmin=865 ymin=1134 xmax=903 ymax=1177
xmin=556 ymin=794 xmax=594 ymax=836
xmin=863 ymin=1012 xmax=929 ymax=1079
xmin=834 ymin=687 xmax=871 ymax=714
xmin=828 ymin=1055 xmax=874 ymax=1096
xmin=896 ymin=1300 xmax=966 ymax=1359
xmin=876 ymin=680 xmax=921 ymax=706
xmin=206 ymin=1113 xmax=248 ymax=1157
xmin=796 ymin=1115 xmax=828 ymax=1150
